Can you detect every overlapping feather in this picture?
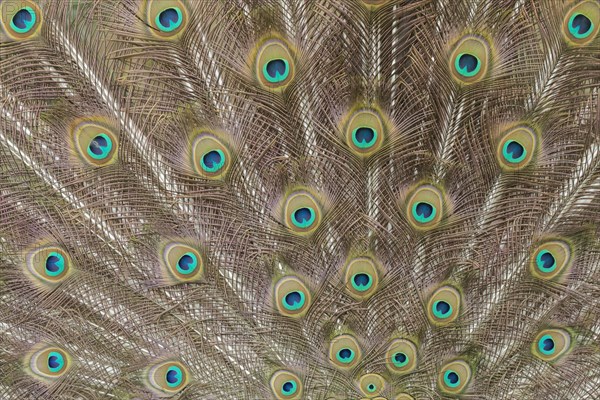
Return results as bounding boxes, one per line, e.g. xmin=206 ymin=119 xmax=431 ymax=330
xmin=0 ymin=0 xmax=599 ymax=399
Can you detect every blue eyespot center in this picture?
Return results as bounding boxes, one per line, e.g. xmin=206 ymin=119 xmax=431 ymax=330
xmin=455 ymin=53 xmax=481 ymax=77
xmin=48 ymin=356 xmax=59 ymax=368
xmin=416 ymin=202 xmax=433 ymax=218
xmin=459 ymin=54 xmax=478 ymax=72
xmin=292 ymin=207 xmax=315 ymax=229
xmin=282 ymin=380 xmax=297 ymax=395
xmin=538 ymin=334 xmax=556 ymax=355
xmin=503 ymin=140 xmax=527 ymax=163
xmin=87 ymin=134 xmax=113 ymax=160
xmin=540 ymin=252 xmax=555 ymax=269
xmin=166 ymin=366 xmax=183 ymax=387
xmin=89 ymin=135 xmax=107 ymax=154
xmin=536 ymin=250 xmax=556 ymax=272
xmin=283 ymin=291 xmax=305 ymax=311
xmin=444 ymin=370 xmax=460 ymax=387
xmin=176 ymin=253 xmax=198 ymax=275
xmin=352 ymin=127 xmax=377 ymax=149
xmin=351 ymin=273 xmax=372 ymax=292
xmin=433 ymin=300 xmax=452 ymax=319
xmin=156 ymin=7 xmax=183 ymax=32
xmin=506 ymin=140 xmax=526 ymax=160
xmin=263 ymin=59 xmax=289 ymax=83
xmin=570 ymin=13 xmax=593 ymax=38
xmin=45 ymin=256 xmax=60 ymax=272
xmin=367 ymin=383 xmax=376 ymax=392
xmin=413 ymin=201 xmax=436 ymax=223
xmin=337 ymin=348 xmax=355 ymax=363
xmin=436 ymin=301 xmax=450 ymax=314
xmin=201 ymin=149 xmax=225 ymax=173
xmin=393 ymin=351 xmax=409 ymax=367
xmin=45 ymin=252 xmax=65 ymax=277
xmin=47 ymin=352 xmax=64 ymax=373
xmin=10 ymin=7 xmax=36 ymax=34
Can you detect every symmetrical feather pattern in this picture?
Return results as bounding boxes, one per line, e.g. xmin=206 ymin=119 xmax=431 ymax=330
xmin=1 ymin=0 xmax=600 ymax=399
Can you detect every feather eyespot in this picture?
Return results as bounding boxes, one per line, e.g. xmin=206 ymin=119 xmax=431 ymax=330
xmin=532 ymin=329 xmax=572 ymax=362
xmin=437 ymin=360 xmax=471 ymax=394
xmin=263 ymin=59 xmax=290 ymax=83
xmin=426 ymin=286 xmax=461 ymax=325
xmin=563 ymin=1 xmax=599 ymax=45
xmin=449 ymin=35 xmax=490 ymax=84
xmin=165 ymin=365 xmax=184 ymax=387
xmin=270 ymin=370 xmax=303 ymax=399
xmin=145 ymin=0 xmax=188 ymax=37
xmin=147 ymin=360 xmax=189 ymax=395
xmin=329 ymin=334 xmax=361 ymax=369
xmin=570 ymin=13 xmax=593 ymax=38
xmin=283 ymin=190 xmax=323 ymax=235
xmin=45 ymin=252 xmax=66 ymax=277
xmin=274 ymin=276 xmax=311 ymax=317
xmin=1 ymin=1 xmax=42 ymax=39
xmin=28 ymin=346 xmax=71 ymax=380
xmin=344 ymin=257 xmax=379 ymax=300
xmin=26 ymin=246 xmax=72 ymax=285
xmin=191 ymin=132 xmax=232 ymax=179
xmin=529 ymin=239 xmax=572 ymax=280
xmin=358 ymin=374 xmax=385 ymax=397
xmin=344 ymin=109 xmax=386 ymax=156
xmin=11 ymin=6 xmax=36 ymax=33
xmin=386 ymin=339 xmax=417 ymax=374
xmin=496 ymin=126 xmax=537 ymax=171
xmin=406 ymin=184 xmax=445 ymax=230
xmin=162 ymin=242 xmax=204 ymax=283
xmin=455 ymin=53 xmax=481 ymax=77
xmin=72 ymin=121 xmax=118 ymax=167
xmin=87 ymin=133 xmax=114 ymax=160
xmin=254 ymin=38 xmax=295 ymax=90
xmin=156 ymin=8 xmax=183 ymax=32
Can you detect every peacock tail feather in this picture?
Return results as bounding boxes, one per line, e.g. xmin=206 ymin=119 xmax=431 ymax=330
xmin=0 ymin=0 xmax=599 ymax=399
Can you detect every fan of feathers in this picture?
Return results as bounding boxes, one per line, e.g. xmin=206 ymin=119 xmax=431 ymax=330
xmin=1 ymin=0 xmax=600 ymax=398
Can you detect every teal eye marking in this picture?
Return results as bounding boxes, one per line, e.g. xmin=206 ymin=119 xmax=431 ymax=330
xmin=351 ymin=273 xmax=373 ymax=292
xmin=393 ymin=352 xmax=409 ymax=368
xmin=291 ymin=207 xmax=315 ymax=228
xmin=352 ymin=127 xmax=378 ymax=149
xmin=45 ymin=252 xmax=65 ymax=277
xmin=282 ymin=291 xmax=305 ymax=311
xmin=282 ymin=380 xmax=297 ymax=395
xmin=263 ymin=59 xmax=290 ymax=83
xmin=156 ymin=7 xmax=183 ymax=32
xmin=336 ymin=348 xmax=355 ymax=364
xmin=176 ymin=253 xmax=198 ymax=275
xmin=538 ymin=334 xmax=556 ymax=355
xmin=412 ymin=201 xmax=436 ymax=223
xmin=444 ymin=370 xmax=460 ymax=388
xmin=367 ymin=383 xmax=376 ymax=393
xmin=454 ymin=53 xmax=481 ymax=77
xmin=87 ymin=134 xmax=113 ymax=160
xmin=200 ymin=149 xmax=225 ymax=173
xmin=569 ymin=13 xmax=594 ymax=39
xmin=536 ymin=250 xmax=557 ymax=273
xmin=433 ymin=300 xmax=452 ymax=319
xmin=165 ymin=365 xmax=183 ymax=387
xmin=10 ymin=7 xmax=36 ymax=34
xmin=47 ymin=351 xmax=65 ymax=373
xmin=503 ymin=140 xmax=527 ymax=163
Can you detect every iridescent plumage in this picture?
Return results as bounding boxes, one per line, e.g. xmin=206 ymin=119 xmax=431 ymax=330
xmin=0 ymin=0 xmax=599 ymax=399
